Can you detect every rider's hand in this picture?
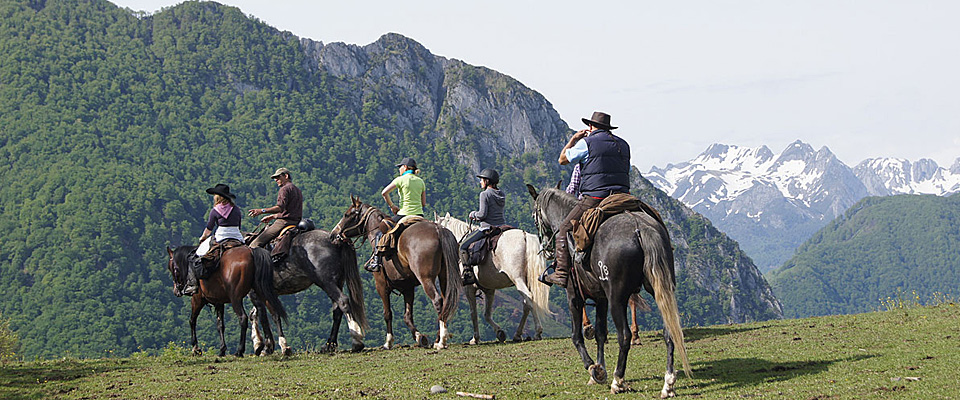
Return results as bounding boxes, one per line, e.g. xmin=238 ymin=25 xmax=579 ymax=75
xmin=571 ymin=129 xmax=589 ymax=142
xmin=247 ymin=208 xmax=260 ymax=217
xmin=469 ymin=211 xmax=477 ymax=220
xmin=260 ymin=215 xmax=275 ymax=223
xmin=389 ymin=205 xmax=400 ymax=215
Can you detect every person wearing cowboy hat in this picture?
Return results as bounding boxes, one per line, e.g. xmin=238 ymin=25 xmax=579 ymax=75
xmin=364 ymin=157 xmax=427 ymax=273
xmin=182 ymin=184 xmax=246 ymax=296
xmin=541 ymin=111 xmax=631 ymax=288
xmin=458 ymin=168 xmax=506 ymax=285
xmin=248 ymin=167 xmax=303 ymax=248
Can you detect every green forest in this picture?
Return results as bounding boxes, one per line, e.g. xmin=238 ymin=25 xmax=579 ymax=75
xmin=0 ymin=0 xmax=781 ymax=359
xmin=767 ymin=193 xmax=960 ymax=318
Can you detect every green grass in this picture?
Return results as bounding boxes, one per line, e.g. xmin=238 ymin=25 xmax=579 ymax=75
xmin=2 ymin=304 xmax=958 ymax=399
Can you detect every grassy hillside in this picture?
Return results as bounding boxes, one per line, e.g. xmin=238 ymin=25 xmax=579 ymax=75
xmin=2 ymin=303 xmax=957 ymax=399
xmin=767 ymin=194 xmax=960 ymax=318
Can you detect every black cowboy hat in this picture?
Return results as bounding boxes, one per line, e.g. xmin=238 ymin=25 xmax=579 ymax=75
xmin=581 ymin=111 xmax=617 ymax=130
xmin=205 ymin=183 xmax=236 ymax=199
xmin=395 ymin=157 xmax=418 ymax=169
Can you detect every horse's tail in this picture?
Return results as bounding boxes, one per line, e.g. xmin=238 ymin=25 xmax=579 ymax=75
xmin=339 ymin=238 xmax=369 ymax=331
xmin=638 ymin=221 xmax=691 ymax=378
xmin=438 ymin=226 xmax=463 ymax=322
xmin=251 ymin=247 xmax=288 ymax=323
xmin=524 ymin=232 xmax=552 ymax=319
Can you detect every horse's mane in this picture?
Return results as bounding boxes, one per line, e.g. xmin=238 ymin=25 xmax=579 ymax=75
xmin=436 ymin=215 xmax=473 ymax=239
xmin=539 ymin=187 xmax=578 ymax=209
xmin=173 ymin=246 xmax=197 ymax=269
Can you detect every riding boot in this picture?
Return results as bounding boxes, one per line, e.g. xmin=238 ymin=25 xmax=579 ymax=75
xmin=365 ymin=232 xmax=384 ymax=273
xmin=461 ymin=266 xmax=477 ymax=286
xmin=542 ymin=236 xmax=569 ymax=287
xmin=183 ymin=259 xmax=199 ymax=296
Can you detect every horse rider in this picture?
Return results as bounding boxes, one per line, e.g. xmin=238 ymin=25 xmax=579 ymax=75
xmin=365 ymin=157 xmax=426 ymax=272
xmin=541 ymin=111 xmax=631 ymax=288
xmin=457 ymin=168 xmax=506 ymax=285
xmin=183 ymin=183 xmax=245 ymax=296
xmin=247 ymin=167 xmax=303 ymax=248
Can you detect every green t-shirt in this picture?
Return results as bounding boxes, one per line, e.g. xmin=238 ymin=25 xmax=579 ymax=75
xmin=391 ymin=172 xmax=425 ymax=216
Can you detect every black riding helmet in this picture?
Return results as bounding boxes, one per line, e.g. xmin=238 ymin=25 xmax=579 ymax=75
xmin=476 ymin=168 xmax=500 ymax=186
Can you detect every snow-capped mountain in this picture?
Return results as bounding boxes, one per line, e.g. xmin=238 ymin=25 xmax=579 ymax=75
xmin=854 ymin=157 xmax=960 ymax=196
xmin=646 ymin=140 xmax=960 ymax=271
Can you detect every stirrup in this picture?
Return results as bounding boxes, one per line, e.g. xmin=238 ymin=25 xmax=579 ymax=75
xmin=364 ymin=257 xmax=381 ymax=272
xmin=538 ymin=263 xmax=555 ymax=286
xmin=461 ymin=268 xmax=477 ymax=286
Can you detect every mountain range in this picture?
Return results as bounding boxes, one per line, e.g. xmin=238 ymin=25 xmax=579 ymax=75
xmin=0 ymin=0 xmax=780 ymax=358
xmin=646 ymin=141 xmax=960 ymax=270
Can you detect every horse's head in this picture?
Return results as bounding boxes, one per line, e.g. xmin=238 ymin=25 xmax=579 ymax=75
xmin=332 ymin=196 xmax=374 ymax=240
xmin=166 ymin=246 xmax=192 ymax=297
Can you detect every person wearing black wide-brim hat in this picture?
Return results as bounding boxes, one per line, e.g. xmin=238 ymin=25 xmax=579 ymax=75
xmin=195 ymin=184 xmax=245 ymax=257
xmin=540 ymin=111 xmax=631 ymax=288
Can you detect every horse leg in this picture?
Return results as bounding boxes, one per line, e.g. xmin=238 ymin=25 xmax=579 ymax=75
xmin=582 ymin=308 xmax=595 ymax=340
xmin=215 ymin=304 xmax=227 ymax=357
xmin=630 ymin=296 xmax=642 ymax=346
xmin=610 ymin=294 xmax=633 ymax=394
xmin=567 ymin=293 xmax=595 ymax=379
xmin=481 ymin=288 xmax=505 ymax=343
xmin=402 ymin=287 xmax=428 ymax=348
xmin=189 ymin=296 xmax=204 ymax=356
xmin=661 ymin=325 xmax=678 ymax=398
xmin=377 ymin=280 xmax=395 ymax=350
xmin=230 ymin=299 xmax=249 ymax=357
xmin=323 ymin=307 xmax=343 ymax=353
xmin=319 ymin=279 xmax=364 ymax=353
xmin=588 ymin=298 xmax=609 ymax=386
xmin=247 ymin=292 xmax=274 ymax=356
xmin=249 ymin=307 xmax=263 ymax=356
xmin=421 ymin=279 xmax=450 ymax=350
xmin=513 ymin=279 xmax=537 ymax=341
xmin=466 ymin=285 xmax=480 ymax=345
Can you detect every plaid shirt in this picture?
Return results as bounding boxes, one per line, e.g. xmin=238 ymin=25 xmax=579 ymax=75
xmin=565 ymin=164 xmax=582 ymax=197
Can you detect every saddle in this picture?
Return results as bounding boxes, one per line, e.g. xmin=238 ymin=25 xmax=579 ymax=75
xmin=196 ymin=239 xmax=244 ymax=279
xmin=570 ymin=193 xmax=665 ymax=252
xmin=243 ymin=218 xmax=316 ymax=264
xmin=463 ymin=225 xmax=516 ymax=266
xmin=376 ymin=215 xmax=425 ymax=257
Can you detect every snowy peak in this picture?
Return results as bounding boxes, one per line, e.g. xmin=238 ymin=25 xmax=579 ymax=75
xmin=854 ymin=157 xmax=960 ymax=196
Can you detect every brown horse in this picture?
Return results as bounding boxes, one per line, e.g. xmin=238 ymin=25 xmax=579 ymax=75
xmin=331 ymin=196 xmax=462 ymax=350
xmin=166 ymin=245 xmax=287 ymax=357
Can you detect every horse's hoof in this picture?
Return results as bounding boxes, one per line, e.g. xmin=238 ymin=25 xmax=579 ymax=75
xmin=660 ymin=389 xmax=676 ymax=399
xmin=512 ymin=335 xmax=523 ymax=343
xmin=351 ymin=342 xmax=365 ymax=353
xmin=583 ymin=325 xmax=595 ymax=341
xmin=253 ymin=345 xmax=263 ymax=356
xmin=282 ymin=347 xmax=293 ymax=357
xmin=382 ymin=343 xmax=392 ymax=350
xmin=469 ymin=338 xmax=479 ymax=345
xmin=611 ymin=377 xmax=629 ymax=394
xmin=233 ymin=352 xmax=244 ymax=358
xmin=321 ymin=343 xmax=337 ymax=353
xmin=631 ymin=338 xmax=643 ymax=346
xmin=533 ymin=333 xmax=543 ymax=341
xmin=417 ymin=334 xmax=429 ymax=348
xmin=433 ymin=342 xmax=447 ymax=350
xmin=496 ymin=330 xmax=506 ymax=343
xmin=263 ymin=346 xmax=275 ymax=356
xmin=588 ymin=364 xmax=607 ymax=385
xmin=192 ymin=348 xmax=202 ymax=356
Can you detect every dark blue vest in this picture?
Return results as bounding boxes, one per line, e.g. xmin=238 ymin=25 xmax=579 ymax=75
xmin=579 ymin=130 xmax=631 ymax=198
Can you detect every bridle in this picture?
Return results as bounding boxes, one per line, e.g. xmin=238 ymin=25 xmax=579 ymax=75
xmin=532 ymin=195 xmax=558 ymax=259
xmin=333 ymin=204 xmax=379 ymax=246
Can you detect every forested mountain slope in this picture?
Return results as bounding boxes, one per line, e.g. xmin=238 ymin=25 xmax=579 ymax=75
xmin=767 ymin=193 xmax=960 ymax=318
xmin=0 ymin=0 xmax=780 ymax=358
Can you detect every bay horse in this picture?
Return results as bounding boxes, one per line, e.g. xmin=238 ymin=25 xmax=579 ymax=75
xmin=166 ymin=245 xmax=287 ymax=357
xmin=248 ymin=229 xmax=369 ymax=354
xmin=526 ymin=185 xmax=690 ymax=397
xmin=434 ymin=213 xmax=549 ymax=343
xmin=331 ymin=196 xmax=462 ymax=350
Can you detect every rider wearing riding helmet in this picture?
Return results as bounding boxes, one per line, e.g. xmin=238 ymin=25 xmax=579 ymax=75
xmin=365 ymin=157 xmax=426 ymax=272
xmin=458 ymin=168 xmax=506 ymax=285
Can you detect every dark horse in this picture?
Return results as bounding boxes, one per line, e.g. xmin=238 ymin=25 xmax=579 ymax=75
xmin=166 ymin=245 xmax=287 ymax=357
xmin=248 ymin=229 xmax=369 ymax=354
xmin=331 ymin=196 xmax=462 ymax=349
xmin=527 ymin=185 xmax=690 ymax=398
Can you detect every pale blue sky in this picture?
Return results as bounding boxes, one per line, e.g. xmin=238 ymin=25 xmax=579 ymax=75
xmin=112 ymin=0 xmax=960 ymax=171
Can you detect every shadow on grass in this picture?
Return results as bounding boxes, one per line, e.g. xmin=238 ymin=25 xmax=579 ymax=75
xmin=679 ymin=354 xmax=876 ymax=395
xmin=0 ymin=360 xmax=132 ymax=400
xmin=683 ymin=325 xmax=766 ymax=342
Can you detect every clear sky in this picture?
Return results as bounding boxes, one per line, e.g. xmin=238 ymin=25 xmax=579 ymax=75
xmin=112 ymin=0 xmax=960 ymax=171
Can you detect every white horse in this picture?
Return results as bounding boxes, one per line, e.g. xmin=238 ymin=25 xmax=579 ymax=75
xmin=435 ymin=213 xmax=550 ymax=343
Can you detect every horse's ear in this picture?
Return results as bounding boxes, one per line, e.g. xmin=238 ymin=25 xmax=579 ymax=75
xmin=166 ymin=246 xmax=174 ymax=257
xmin=555 ymin=180 xmax=562 ymax=190
xmin=526 ymin=184 xmax=539 ymax=200
xmin=445 ymin=212 xmax=451 ymax=218
xmin=433 ymin=211 xmax=438 ymax=220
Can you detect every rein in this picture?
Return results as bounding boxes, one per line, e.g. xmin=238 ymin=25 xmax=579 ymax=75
xmin=335 ymin=205 xmax=379 ymax=246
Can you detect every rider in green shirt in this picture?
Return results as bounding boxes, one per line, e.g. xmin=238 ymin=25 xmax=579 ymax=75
xmin=366 ymin=157 xmax=426 ymax=272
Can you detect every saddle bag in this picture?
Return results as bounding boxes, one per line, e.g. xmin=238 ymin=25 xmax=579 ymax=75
xmin=197 ymin=238 xmax=243 ymax=279
xmin=463 ymin=225 xmax=516 ymax=266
